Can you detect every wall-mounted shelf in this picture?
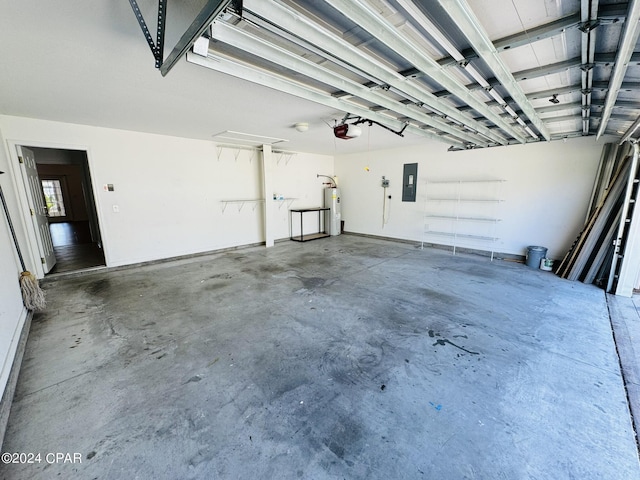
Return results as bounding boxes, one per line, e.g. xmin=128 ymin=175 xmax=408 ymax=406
xmin=274 ymin=151 xmax=296 ymax=166
xmin=426 ymin=197 xmax=504 ymax=203
xmin=273 ymin=197 xmax=297 ymax=209
xmin=221 ymin=197 xmax=298 ymax=213
xmin=422 ymin=179 xmax=505 ymax=260
xmin=425 ymin=231 xmax=499 ymax=241
xmin=216 ymin=144 xmax=258 ymax=163
xmin=215 ymin=145 xmax=298 ymax=166
xmin=221 ymin=199 xmax=264 ymax=213
xmin=427 ymin=179 xmax=506 ymax=184
xmin=425 ymin=215 xmax=502 ymax=223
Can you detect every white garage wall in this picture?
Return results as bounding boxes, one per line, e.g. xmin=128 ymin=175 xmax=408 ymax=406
xmin=0 ymin=127 xmax=28 ymax=405
xmin=335 ymin=135 xmax=604 ymax=260
xmin=270 ymin=152 xmax=336 ymax=239
xmin=0 ymin=115 xmax=333 ymax=267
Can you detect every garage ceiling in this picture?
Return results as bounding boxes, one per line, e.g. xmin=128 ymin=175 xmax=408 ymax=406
xmin=153 ymin=0 xmax=640 ymax=150
xmin=2 ymin=0 xmax=640 ymax=154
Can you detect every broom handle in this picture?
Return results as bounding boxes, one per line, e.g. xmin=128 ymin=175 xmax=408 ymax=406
xmin=0 ymin=184 xmax=27 ymax=272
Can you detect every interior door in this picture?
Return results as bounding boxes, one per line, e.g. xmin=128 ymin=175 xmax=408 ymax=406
xmin=17 ymin=146 xmax=56 ymax=273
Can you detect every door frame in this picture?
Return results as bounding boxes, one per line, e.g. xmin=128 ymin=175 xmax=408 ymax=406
xmin=4 ymin=139 xmax=108 ymax=278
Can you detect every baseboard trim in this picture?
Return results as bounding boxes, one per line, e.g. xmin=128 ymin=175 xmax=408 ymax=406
xmin=342 ymin=231 xmax=420 ymax=246
xmin=344 ymin=231 xmax=525 ymax=262
xmin=42 ymin=241 xmax=269 ymax=282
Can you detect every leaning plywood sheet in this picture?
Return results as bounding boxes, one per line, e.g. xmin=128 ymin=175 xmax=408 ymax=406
xmin=566 ymin=174 xmax=627 ymax=281
xmin=582 ymin=209 xmax=623 ymax=284
xmin=557 ymin=160 xmax=626 ymax=277
xmin=586 ymin=143 xmax=631 ymax=221
xmin=566 ymin=186 xmax=626 ymax=281
xmin=557 ymin=158 xmax=630 ymax=279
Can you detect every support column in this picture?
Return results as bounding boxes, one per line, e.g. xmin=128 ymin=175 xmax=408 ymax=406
xmin=261 ymin=144 xmax=275 ymax=247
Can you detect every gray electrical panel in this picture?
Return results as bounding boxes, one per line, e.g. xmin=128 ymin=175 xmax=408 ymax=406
xmin=402 ymin=163 xmax=418 ymax=202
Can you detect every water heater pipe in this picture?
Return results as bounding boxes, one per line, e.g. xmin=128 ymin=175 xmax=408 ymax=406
xmin=317 ymin=174 xmax=337 ymax=187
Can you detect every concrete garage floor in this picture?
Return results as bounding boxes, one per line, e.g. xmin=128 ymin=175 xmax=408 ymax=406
xmin=1 ymin=235 xmax=639 ymax=479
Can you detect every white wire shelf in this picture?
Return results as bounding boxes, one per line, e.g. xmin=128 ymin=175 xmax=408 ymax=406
xmin=425 ymin=214 xmax=501 ymax=222
xmin=220 ymin=199 xmax=264 ymax=213
xmin=426 ymin=197 xmax=504 ymax=202
xmin=426 ymin=179 xmax=506 ymax=184
xmin=424 ymin=231 xmax=499 ymax=241
xmin=422 ymin=177 xmax=505 ymax=260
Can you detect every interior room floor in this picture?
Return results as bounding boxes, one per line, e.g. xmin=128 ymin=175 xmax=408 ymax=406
xmin=1 ymin=235 xmax=639 ymax=479
xmin=48 ymin=221 xmax=105 ymax=274
xmin=49 ymin=221 xmax=94 ymax=246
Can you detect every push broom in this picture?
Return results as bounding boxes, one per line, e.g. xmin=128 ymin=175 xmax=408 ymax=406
xmin=0 ymin=171 xmax=46 ymax=311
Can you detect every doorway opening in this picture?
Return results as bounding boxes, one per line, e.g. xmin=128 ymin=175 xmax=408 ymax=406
xmin=29 ymin=147 xmax=105 ymax=274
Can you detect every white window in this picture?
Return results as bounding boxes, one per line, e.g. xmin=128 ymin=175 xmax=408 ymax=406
xmin=41 ymin=179 xmax=66 ymax=217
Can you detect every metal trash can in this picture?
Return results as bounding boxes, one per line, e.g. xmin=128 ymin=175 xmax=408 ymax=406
xmin=526 ymin=246 xmax=548 ymax=269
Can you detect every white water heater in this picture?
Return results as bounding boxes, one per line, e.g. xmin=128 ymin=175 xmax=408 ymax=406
xmin=324 ymin=187 xmax=341 ymax=236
